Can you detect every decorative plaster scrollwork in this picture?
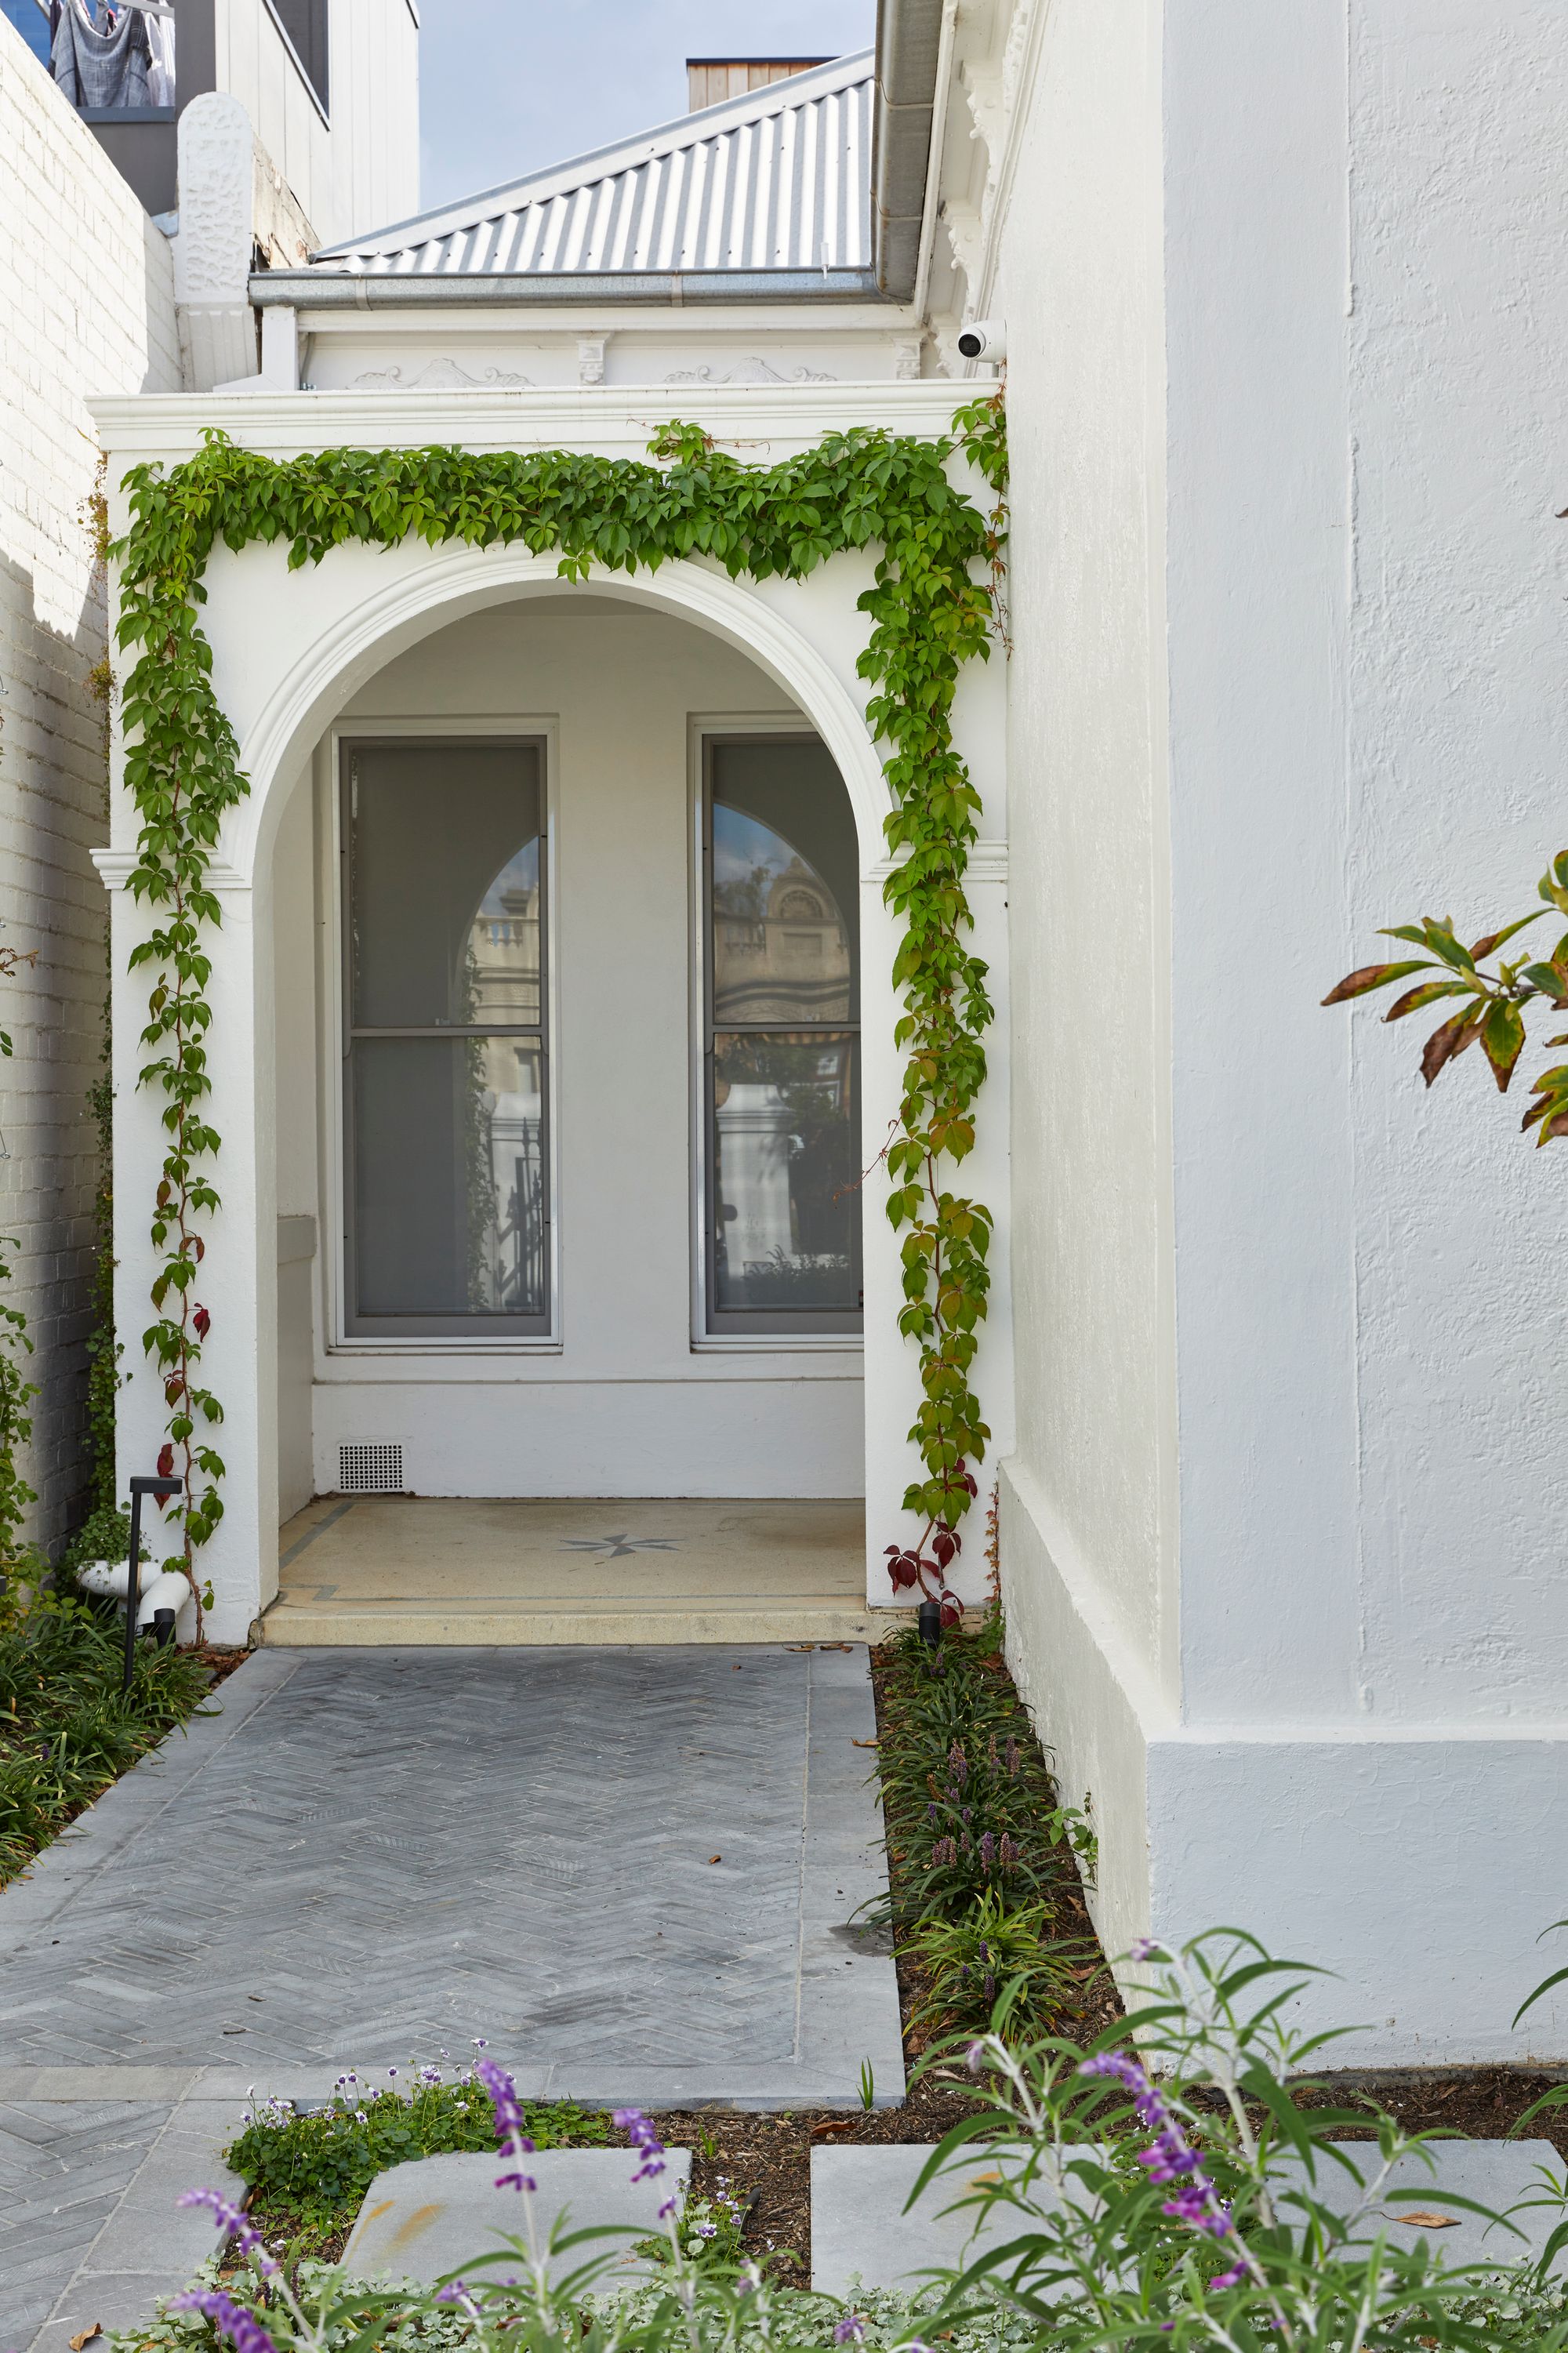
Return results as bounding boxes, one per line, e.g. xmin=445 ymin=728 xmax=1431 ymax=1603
xmin=346 ymin=358 xmax=535 ymax=390
xmin=662 ymin=358 xmax=836 ymax=386
xmin=173 ymin=93 xmax=253 ymax=305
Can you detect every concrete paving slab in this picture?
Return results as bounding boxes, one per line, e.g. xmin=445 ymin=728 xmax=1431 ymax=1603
xmin=343 ymin=2148 xmax=694 ymax=2291
xmin=811 ymin=2140 xmax=1568 ymax=2297
xmin=811 ymin=2144 xmax=1053 ymax=2294
xmin=1271 ymin=2137 xmax=1568 ymax=2268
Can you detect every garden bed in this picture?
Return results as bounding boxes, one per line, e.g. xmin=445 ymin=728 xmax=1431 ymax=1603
xmin=0 ymin=1592 xmax=245 ymax=1888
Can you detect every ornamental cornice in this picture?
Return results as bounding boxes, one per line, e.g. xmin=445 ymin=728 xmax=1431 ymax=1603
xmin=91 ymin=848 xmax=251 ymax=894
xmin=86 ymin=382 xmax=971 ymax=467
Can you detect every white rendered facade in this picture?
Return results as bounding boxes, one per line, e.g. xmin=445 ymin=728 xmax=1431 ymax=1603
xmin=935 ymin=0 xmax=1568 ymax=2062
xmin=83 ymin=7 xmax=1568 ymax=2066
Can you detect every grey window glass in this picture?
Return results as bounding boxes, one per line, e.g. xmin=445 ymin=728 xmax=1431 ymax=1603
xmin=350 ymin=745 xmax=541 ymax=1029
xmin=343 ymin=742 xmax=547 ymax=1337
xmin=705 ymin=739 xmax=862 ymax=1334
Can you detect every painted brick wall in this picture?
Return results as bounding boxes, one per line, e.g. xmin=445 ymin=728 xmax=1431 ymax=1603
xmin=0 ymin=21 xmax=181 ymax=1551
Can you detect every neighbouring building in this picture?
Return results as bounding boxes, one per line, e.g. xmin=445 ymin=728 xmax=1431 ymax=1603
xmin=0 ymin=0 xmax=417 ymax=1549
xmin=11 ymin=0 xmax=1567 ymax=2063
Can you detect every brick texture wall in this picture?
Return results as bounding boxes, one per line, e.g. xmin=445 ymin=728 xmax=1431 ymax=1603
xmin=0 ymin=22 xmax=181 ymax=1550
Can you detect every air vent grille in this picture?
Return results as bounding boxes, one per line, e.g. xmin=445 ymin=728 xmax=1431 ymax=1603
xmin=338 ymin=1441 xmax=405 ymax=1494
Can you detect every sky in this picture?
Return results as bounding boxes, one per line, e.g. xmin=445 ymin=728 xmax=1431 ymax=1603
xmin=416 ymin=0 xmax=876 ymax=216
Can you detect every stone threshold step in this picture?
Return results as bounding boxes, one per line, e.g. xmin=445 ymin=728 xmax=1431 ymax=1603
xmin=260 ymin=1603 xmax=910 ymax=1646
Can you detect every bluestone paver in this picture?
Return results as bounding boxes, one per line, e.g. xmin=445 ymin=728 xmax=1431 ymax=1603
xmin=0 ymin=1643 xmax=901 ymax=2346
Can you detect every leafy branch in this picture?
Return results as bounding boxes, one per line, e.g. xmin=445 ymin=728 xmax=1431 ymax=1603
xmin=114 ymin=411 xmax=1007 ymax=1622
xmin=1323 ymin=850 xmax=1568 ymax=1145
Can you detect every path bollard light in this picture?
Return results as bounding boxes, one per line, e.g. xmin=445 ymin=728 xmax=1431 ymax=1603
xmin=152 ymin=1607 xmax=177 ymax=1647
xmin=918 ymin=1599 xmax=942 ymax=1648
xmin=122 ymin=1472 xmax=183 ymax=1695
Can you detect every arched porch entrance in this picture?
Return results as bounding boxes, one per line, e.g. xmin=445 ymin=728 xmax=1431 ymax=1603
xmin=100 ymin=519 xmax=1008 ymax=1647
xmin=267 ymin=586 xmax=877 ymax=1640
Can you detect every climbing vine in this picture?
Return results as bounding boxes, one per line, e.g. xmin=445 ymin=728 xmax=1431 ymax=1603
xmin=114 ymin=400 xmax=1008 ymax=1626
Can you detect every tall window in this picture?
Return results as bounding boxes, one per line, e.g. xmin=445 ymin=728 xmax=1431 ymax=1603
xmin=342 ymin=740 xmax=548 ymax=1338
xmin=267 ymin=0 xmax=328 ymax=110
xmin=702 ymin=735 xmax=862 ymax=1335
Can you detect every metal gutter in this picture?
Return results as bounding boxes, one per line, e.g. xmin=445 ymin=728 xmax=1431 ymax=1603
xmin=872 ymin=0 xmax=944 ymax=301
xmin=249 ymin=267 xmax=887 ymax=308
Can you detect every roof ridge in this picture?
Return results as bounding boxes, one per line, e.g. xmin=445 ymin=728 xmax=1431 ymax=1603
xmin=313 ymin=49 xmax=873 ymax=265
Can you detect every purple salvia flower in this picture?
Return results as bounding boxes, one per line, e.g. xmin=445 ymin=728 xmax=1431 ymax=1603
xmin=1209 ymin=2261 xmax=1247 ymax=2290
xmin=169 ymin=2291 xmax=279 ymax=2353
xmin=475 ymin=2057 xmax=538 ymax=2193
xmin=176 ymin=2190 xmax=279 ymax=2279
xmin=979 ymin=1831 xmax=996 ymax=1868
xmin=947 ymin=1743 xmax=967 ymax=1785
xmin=614 ymin=2105 xmax=669 ymax=2183
xmin=835 ymin=2314 xmax=868 ymax=2344
xmin=1079 ymin=2053 xmax=1235 ymax=2248
xmin=965 ymin=2039 xmax=985 ymax=2073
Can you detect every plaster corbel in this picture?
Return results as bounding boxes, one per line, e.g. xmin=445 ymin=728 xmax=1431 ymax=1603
xmin=92 ymin=848 xmax=251 ymax=895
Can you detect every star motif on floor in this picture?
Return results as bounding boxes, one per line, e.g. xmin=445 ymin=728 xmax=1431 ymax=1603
xmin=561 ymin=1534 xmax=681 ymax=1559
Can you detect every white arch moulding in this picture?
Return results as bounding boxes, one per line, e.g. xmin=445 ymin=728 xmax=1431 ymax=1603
xmin=226 ymin=545 xmax=897 ymax=888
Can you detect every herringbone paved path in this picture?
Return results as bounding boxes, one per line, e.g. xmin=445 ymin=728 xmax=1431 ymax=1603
xmin=0 ymin=1643 xmax=898 ymax=2345
xmin=1 ymin=1647 xmax=873 ymax=2072
xmin=0 ymin=2101 xmax=171 ymax=2344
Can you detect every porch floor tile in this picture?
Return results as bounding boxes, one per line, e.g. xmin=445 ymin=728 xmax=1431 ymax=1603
xmin=266 ymin=1498 xmax=907 ymax=1646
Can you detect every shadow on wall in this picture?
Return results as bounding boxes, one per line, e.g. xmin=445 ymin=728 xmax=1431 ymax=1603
xmin=0 ymin=542 xmax=117 ymax=1552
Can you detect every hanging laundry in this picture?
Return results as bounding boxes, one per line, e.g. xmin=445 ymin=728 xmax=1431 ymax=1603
xmin=51 ymin=0 xmax=153 ymax=108
xmin=143 ymin=5 xmax=173 ymax=104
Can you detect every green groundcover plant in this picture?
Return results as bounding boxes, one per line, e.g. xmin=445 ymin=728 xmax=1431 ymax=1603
xmin=0 ymin=1578 xmax=211 ymax=1886
xmin=227 ymin=2056 xmax=610 ymax=2235
xmin=870 ymin=1618 xmax=1095 ymax=2042
xmin=113 ymin=1933 xmax=1568 ymax=2353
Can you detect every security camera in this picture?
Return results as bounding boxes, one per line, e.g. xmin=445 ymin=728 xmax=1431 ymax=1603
xmin=956 ymin=319 xmax=1006 ymax=364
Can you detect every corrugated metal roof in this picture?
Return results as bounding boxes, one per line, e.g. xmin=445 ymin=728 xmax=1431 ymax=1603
xmin=312 ymin=53 xmax=873 ymax=281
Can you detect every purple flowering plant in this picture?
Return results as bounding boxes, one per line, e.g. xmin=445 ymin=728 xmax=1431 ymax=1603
xmin=900 ymin=1927 xmax=1549 ymax=2351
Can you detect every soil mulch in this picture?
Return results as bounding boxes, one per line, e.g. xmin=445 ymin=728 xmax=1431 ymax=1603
xmin=201 ymin=1643 xmax=251 ymax=1689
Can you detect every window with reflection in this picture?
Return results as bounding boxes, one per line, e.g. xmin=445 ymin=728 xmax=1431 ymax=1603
xmin=343 ymin=740 xmax=548 ymax=1336
xmin=704 ymin=736 xmax=862 ymax=1334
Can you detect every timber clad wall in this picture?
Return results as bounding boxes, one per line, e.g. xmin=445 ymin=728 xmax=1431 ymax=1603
xmin=0 ymin=23 xmax=180 ymax=1549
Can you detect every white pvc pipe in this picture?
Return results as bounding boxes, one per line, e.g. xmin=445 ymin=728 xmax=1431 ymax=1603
xmin=78 ymin=1559 xmax=194 ymax=1632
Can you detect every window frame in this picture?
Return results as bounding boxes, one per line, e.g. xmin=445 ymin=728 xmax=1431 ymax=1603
xmin=694 ymin=725 xmax=865 ymax=1343
xmin=332 ymin=728 xmax=557 ymax=1347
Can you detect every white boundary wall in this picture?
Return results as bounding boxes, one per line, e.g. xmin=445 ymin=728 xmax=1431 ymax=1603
xmin=0 ymin=24 xmax=180 ymax=1549
xmin=995 ymin=0 xmax=1568 ymax=2062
